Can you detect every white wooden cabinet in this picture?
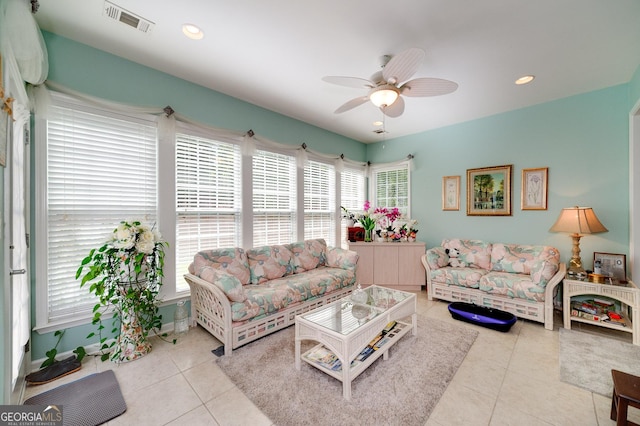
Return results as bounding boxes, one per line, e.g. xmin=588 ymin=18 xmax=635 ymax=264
xmin=347 ymin=241 xmax=426 ymax=291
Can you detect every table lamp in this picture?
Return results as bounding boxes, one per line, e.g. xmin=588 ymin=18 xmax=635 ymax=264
xmin=549 ymin=206 xmax=608 ymax=275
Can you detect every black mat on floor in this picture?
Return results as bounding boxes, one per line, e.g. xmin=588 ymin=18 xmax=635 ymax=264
xmin=24 ymin=370 xmax=126 ymax=426
xmin=212 ymin=345 xmax=225 ymax=357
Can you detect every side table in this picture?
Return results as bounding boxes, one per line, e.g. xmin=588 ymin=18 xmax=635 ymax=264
xmin=563 ymin=275 xmax=639 ymax=345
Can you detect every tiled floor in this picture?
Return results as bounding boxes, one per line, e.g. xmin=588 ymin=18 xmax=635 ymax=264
xmin=23 ymin=291 xmax=640 ymax=425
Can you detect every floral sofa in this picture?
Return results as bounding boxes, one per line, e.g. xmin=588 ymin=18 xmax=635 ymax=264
xmin=421 ymin=239 xmax=565 ymax=330
xmin=185 ymin=239 xmax=358 ymax=355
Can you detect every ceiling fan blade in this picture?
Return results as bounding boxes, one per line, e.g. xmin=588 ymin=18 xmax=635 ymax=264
xmin=334 ymin=96 xmax=369 ymax=114
xmin=322 ymin=76 xmax=374 ymax=89
xmin=382 ymin=48 xmax=425 ymax=85
xmin=381 ymin=96 xmax=405 ymax=118
xmin=400 ymin=78 xmax=459 ymax=97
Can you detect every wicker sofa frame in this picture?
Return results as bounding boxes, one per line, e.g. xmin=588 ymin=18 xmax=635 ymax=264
xmin=184 ymin=273 xmax=353 ymax=356
xmin=421 ymin=255 xmax=565 ymax=330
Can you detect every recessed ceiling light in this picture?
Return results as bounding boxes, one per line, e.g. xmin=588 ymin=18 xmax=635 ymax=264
xmin=515 ymin=75 xmax=535 ymax=85
xmin=182 ymin=23 xmax=204 ymax=40
xmin=373 ymin=121 xmax=383 ymax=126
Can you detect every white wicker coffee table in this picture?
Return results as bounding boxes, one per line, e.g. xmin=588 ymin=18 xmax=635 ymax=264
xmin=294 ymin=285 xmax=417 ymax=400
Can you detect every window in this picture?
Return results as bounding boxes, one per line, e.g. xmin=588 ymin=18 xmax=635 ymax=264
xmin=304 ymin=159 xmax=335 ymax=246
xmin=36 ymin=94 xmax=158 ymax=327
xmin=175 ymin=132 xmax=242 ymax=292
xmin=370 ymin=162 xmax=410 ymax=215
xmin=340 ymin=166 xmax=366 ymax=247
xmin=252 ymin=149 xmax=297 ymax=246
xmin=35 ymin=93 xmax=374 ymax=329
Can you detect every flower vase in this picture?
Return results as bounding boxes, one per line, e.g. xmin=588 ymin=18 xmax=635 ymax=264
xmin=364 ymin=228 xmax=373 ymax=242
xmin=114 ymin=284 xmax=152 ymax=363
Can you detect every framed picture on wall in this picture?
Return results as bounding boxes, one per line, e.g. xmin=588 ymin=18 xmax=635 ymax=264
xmin=521 ymin=167 xmax=548 ymax=210
xmin=466 ymin=165 xmax=512 ymax=216
xmin=442 ymin=175 xmax=460 ymax=211
xmin=593 ymin=252 xmax=627 ymax=282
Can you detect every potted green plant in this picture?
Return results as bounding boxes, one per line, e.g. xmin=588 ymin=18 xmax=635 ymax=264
xmin=76 ymin=220 xmax=168 ymax=363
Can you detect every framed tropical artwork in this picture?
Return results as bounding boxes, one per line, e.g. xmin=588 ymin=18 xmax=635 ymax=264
xmin=466 ymin=165 xmax=512 ymax=216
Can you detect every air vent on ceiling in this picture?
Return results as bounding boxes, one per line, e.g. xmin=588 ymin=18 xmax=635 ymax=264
xmin=372 ymin=128 xmax=388 ymax=134
xmin=103 ymin=1 xmax=154 ymax=34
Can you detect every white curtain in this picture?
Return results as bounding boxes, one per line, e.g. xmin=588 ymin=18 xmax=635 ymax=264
xmin=0 ymin=0 xmax=48 ymax=387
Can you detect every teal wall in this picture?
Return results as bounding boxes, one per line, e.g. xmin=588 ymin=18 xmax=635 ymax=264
xmin=367 ymin=84 xmax=630 ymax=268
xmin=43 ymin=32 xmax=365 ymax=159
xmin=27 ymin=31 xmax=638 ymax=361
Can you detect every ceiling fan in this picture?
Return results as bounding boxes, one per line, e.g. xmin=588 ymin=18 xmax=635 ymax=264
xmin=322 ymin=47 xmax=458 ymax=118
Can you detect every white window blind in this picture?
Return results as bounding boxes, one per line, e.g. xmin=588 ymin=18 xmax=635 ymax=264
xmin=304 ymin=159 xmax=335 ymax=246
xmin=340 ymin=166 xmax=366 ymax=247
xmin=371 ymin=164 xmax=410 ymax=215
xmin=252 ymin=150 xmax=297 ymax=246
xmin=45 ymin=100 xmax=157 ymax=324
xmin=175 ymin=133 xmax=242 ymax=291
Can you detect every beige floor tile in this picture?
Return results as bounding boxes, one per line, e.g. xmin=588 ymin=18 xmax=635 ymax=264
xmin=499 ymin=369 xmax=595 ymax=425
xmin=428 ymin=379 xmax=496 ymax=426
xmin=166 ymin=326 xmax=223 ymax=371
xmin=425 ymin=417 xmax=446 ymax=426
xmin=452 ymin=356 xmax=507 ymax=398
xmin=507 ymin=347 xmax=558 ymax=383
xmin=205 ymin=387 xmax=273 ymax=426
xmin=110 ymin=373 xmax=201 ymax=425
xmin=97 ymin=346 xmax=181 ymax=394
xmin=463 ymin=332 xmax=516 ymax=371
xmin=165 ymin=405 xmax=220 ymax=426
xmin=593 ymin=393 xmax=617 ymax=425
xmin=490 ymin=400 xmax=554 ymax=426
xmin=183 ymin=359 xmax=236 ymax=403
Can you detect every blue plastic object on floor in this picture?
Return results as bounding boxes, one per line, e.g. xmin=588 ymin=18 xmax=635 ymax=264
xmin=447 ymin=302 xmax=517 ymax=332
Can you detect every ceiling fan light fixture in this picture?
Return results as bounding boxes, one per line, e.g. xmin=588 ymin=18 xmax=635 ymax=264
xmin=369 ymin=86 xmax=399 ymax=107
xmin=182 ymin=23 xmax=204 ymax=40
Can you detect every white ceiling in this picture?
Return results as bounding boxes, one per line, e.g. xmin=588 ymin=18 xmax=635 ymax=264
xmin=34 ymin=0 xmax=640 ymax=143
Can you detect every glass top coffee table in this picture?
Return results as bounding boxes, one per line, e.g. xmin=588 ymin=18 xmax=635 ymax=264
xmin=294 ymin=285 xmax=417 ymax=400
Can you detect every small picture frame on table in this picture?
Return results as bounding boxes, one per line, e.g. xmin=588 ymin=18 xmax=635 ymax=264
xmin=593 ymin=252 xmax=627 ymax=283
xmin=442 ymin=175 xmax=460 ymax=211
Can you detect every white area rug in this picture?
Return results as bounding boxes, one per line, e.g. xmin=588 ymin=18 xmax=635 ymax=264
xmin=216 ymin=315 xmax=478 ymax=426
xmin=560 ymin=327 xmax=640 ymax=396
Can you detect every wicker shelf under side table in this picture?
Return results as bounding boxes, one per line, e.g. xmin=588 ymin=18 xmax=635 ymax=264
xmin=562 ymin=276 xmax=639 ymax=345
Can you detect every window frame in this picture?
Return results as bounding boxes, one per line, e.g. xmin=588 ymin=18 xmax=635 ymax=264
xmin=369 ymin=161 xmax=411 ymax=217
xmin=34 ymin=93 xmax=161 ymax=332
xmin=174 ymin=124 xmax=244 ymax=293
xmin=303 ymin=157 xmax=336 ymax=246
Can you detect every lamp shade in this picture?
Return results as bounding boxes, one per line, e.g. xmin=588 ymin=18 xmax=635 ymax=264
xmin=549 ymin=206 xmax=608 ymax=235
xmin=369 ymin=85 xmax=399 ymax=107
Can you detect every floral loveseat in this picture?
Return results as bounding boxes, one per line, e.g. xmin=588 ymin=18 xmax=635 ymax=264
xmin=421 ymin=239 xmax=565 ymax=330
xmin=185 ymin=239 xmax=358 ymax=355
